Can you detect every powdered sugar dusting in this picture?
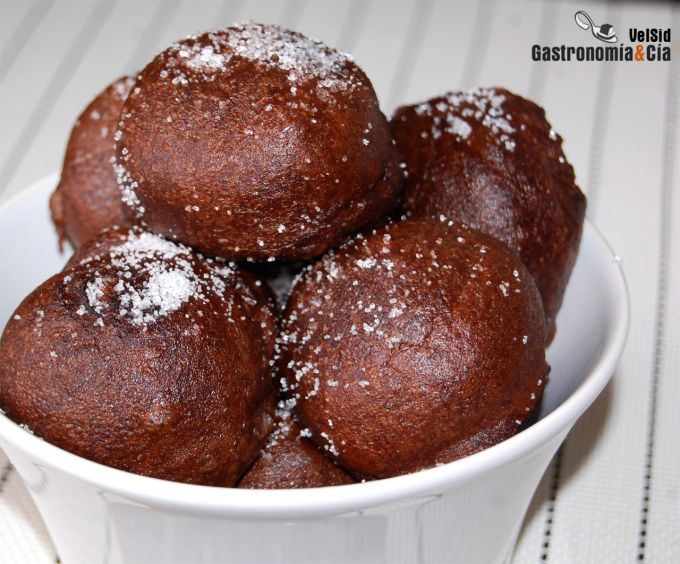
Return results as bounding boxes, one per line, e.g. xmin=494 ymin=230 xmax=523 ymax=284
xmin=125 ymin=269 xmax=196 ymax=323
xmin=184 ymin=45 xmax=226 ymax=70
xmin=414 ymin=87 xmax=517 ymax=151
xmin=113 ymin=76 xmax=136 ymax=99
xmin=447 ymin=116 xmax=472 ymax=139
xmin=113 ymin=161 xmax=143 ymax=214
xmin=75 ymin=230 xmax=239 ymax=327
xmin=161 ymin=23 xmax=357 ymax=93
xmin=85 ymin=277 xmax=105 ymax=313
xmin=223 ymin=24 xmax=355 ymax=91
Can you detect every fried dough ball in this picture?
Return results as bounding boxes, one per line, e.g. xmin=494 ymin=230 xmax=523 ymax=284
xmin=113 ymin=23 xmax=400 ymax=260
xmin=0 ymin=228 xmax=276 ymax=485
xmin=239 ymin=412 xmax=354 ymax=489
xmin=50 ymin=76 xmax=136 ymax=248
xmin=392 ymin=87 xmax=586 ymax=342
xmin=279 ymin=219 xmax=548 ymax=479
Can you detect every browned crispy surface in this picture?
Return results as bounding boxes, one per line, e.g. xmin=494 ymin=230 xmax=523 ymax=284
xmin=392 ymin=87 xmax=586 ymax=342
xmin=0 ymin=228 xmax=277 ymax=486
xmin=50 ymin=76 xmax=137 ymax=249
xmin=115 ymin=24 xmax=401 ymax=260
xmin=280 ymin=219 xmax=548 ymax=479
xmin=239 ymin=420 xmax=355 ymax=489
xmin=62 ymin=225 xmax=135 ymax=269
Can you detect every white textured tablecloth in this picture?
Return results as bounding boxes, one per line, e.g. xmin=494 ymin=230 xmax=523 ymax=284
xmin=0 ymin=0 xmax=678 ymax=562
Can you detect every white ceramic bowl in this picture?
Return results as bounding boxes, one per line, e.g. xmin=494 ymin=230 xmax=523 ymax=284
xmin=0 ymin=174 xmax=628 ymax=564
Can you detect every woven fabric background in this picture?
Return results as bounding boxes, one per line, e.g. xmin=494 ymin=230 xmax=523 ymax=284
xmin=0 ymin=1 xmax=678 ymax=562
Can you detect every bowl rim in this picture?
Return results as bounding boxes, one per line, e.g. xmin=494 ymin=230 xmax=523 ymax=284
xmin=0 ymin=175 xmax=630 ymax=519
